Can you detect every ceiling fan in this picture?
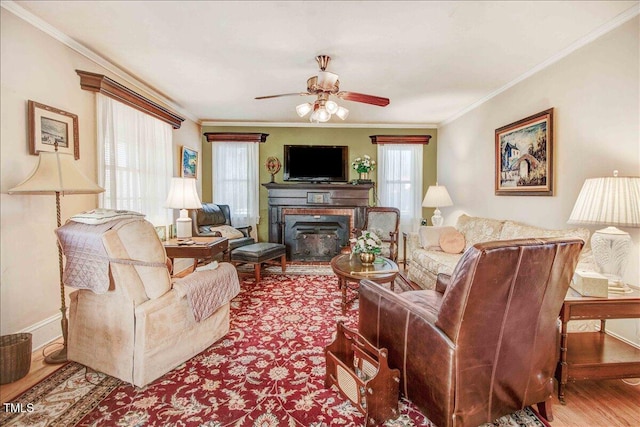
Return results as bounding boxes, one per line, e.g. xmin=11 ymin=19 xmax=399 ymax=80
xmin=255 ymin=55 xmax=390 ymax=122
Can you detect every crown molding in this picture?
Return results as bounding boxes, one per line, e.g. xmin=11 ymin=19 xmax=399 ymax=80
xmin=200 ymin=121 xmax=438 ymax=129
xmin=440 ymin=3 xmax=640 ymax=127
xmin=1 ymin=1 xmax=198 ymax=124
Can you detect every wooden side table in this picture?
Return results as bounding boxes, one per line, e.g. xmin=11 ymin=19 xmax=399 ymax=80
xmin=163 ymin=237 xmax=228 ymax=274
xmin=556 ymin=286 xmax=640 ymax=404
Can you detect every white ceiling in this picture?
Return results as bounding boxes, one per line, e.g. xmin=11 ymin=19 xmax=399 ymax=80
xmin=10 ymin=1 xmax=640 ymax=126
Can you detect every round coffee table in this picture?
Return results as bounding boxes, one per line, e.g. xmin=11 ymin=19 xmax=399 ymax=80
xmin=330 ymin=253 xmax=399 ymax=311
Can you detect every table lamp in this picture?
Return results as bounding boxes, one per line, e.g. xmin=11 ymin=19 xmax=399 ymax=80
xmin=9 ymin=150 xmax=104 ymax=364
xmin=165 ymin=177 xmax=202 ymax=239
xmin=422 ymin=184 xmax=453 ymax=227
xmin=568 ymin=171 xmax=640 ymax=285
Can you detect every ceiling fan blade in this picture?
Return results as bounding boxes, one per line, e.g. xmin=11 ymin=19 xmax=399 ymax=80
xmin=255 ymin=92 xmax=311 ymax=100
xmin=336 ymin=91 xmax=390 ymax=107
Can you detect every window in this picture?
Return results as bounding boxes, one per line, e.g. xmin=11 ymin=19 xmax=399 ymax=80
xmin=212 ymin=141 xmax=260 ymax=228
xmin=377 ymin=144 xmax=423 ymax=234
xmin=97 ymin=94 xmax=173 ymax=226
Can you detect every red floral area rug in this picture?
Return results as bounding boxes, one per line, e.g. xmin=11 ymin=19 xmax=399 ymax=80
xmin=2 ymin=274 xmax=550 ymax=427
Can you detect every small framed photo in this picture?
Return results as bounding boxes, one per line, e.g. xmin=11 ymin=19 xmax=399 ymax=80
xmin=181 ymin=146 xmax=198 ymax=179
xmin=155 ymin=225 xmax=167 ymax=242
xmin=495 ymin=108 xmax=554 ymax=196
xmin=28 ymin=100 xmax=79 ymax=159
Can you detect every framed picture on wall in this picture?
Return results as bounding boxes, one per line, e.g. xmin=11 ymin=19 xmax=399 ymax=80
xmin=28 ymin=100 xmax=80 ymax=159
xmin=495 ymin=108 xmax=554 ymax=196
xmin=181 ymin=146 xmax=198 ymax=179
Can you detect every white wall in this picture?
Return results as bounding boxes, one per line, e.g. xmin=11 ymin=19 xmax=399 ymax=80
xmin=438 ymin=17 xmax=639 ymax=343
xmin=0 ymin=9 xmax=202 ymax=349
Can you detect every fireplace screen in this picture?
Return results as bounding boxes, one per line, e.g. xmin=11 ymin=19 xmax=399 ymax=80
xmin=284 ymin=214 xmax=350 ymax=261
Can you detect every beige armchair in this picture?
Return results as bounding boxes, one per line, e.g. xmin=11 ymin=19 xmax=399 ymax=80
xmin=64 ymin=218 xmax=239 ymax=387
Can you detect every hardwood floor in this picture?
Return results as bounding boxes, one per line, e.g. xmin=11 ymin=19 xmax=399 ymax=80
xmin=2 ymin=340 xmax=639 ymax=426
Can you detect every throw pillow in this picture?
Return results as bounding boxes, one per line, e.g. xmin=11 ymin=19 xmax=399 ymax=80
xmin=439 ymin=229 xmax=465 ymax=254
xmin=209 ymin=225 xmax=244 ymax=240
xmin=418 ymin=226 xmax=456 ymax=250
xmin=70 ymin=208 xmax=145 ymax=225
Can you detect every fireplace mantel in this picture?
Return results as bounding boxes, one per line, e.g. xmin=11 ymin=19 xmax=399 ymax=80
xmin=262 ymin=182 xmax=373 ymax=261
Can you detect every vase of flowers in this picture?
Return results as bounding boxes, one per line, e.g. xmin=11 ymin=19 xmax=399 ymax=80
xmin=350 ymin=230 xmax=382 ymax=265
xmin=352 ymin=155 xmax=376 ymax=182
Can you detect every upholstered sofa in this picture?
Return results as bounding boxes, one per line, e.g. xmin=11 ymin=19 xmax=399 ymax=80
xmin=405 ymin=214 xmax=594 ymax=290
xmin=62 ymin=217 xmax=240 ymax=387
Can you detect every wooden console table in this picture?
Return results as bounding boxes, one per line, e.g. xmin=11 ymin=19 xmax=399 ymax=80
xmin=555 ymin=286 xmax=640 ymax=404
xmin=163 ymin=237 xmax=228 ymax=274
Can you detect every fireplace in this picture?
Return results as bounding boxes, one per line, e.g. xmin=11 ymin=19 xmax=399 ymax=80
xmin=284 ymin=214 xmax=350 ymax=261
xmin=263 ymin=182 xmax=373 ymax=262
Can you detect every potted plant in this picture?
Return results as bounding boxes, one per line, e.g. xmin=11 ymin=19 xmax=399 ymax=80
xmin=350 ymin=230 xmax=382 ymax=265
xmin=352 ymin=155 xmax=376 ymax=182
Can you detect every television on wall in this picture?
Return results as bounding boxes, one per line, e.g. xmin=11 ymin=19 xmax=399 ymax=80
xmin=283 ymin=145 xmax=348 ymax=182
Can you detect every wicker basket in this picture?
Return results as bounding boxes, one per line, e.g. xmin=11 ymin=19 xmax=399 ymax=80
xmin=0 ymin=333 xmax=32 ymax=384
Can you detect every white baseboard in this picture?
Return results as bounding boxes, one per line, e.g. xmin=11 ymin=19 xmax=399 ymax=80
xmin=20 ymin=313 xmax=63 ymax=351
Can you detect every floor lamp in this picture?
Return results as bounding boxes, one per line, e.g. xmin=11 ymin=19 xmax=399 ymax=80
xmin=9 ymin=149 xmax=104 ymax=364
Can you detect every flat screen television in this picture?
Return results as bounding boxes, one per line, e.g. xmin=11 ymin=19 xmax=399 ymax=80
xmin=283 ymin=145 xmax=348 ymax=182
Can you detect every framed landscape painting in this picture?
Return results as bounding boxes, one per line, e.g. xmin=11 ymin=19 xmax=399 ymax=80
xmin=28 ymin=100 xmax=79 ymax=159
xmin=181 ymin=146 xmax=198 ymax=179
xmin=495 ymin=108 xmax=554 ymax=196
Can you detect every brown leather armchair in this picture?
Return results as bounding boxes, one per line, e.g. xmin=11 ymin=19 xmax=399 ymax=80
xmin=358 ymin=238 xmax=584 ymax=427
xmin=191 ymin=203 xmax=255 ymax=254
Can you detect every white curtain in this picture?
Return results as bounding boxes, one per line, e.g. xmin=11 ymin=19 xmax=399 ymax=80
xmin=377 ymin=144 xmax=423 ymax=234
xmin=97 ymin=93 xmax=173 ymax=227
xmin=212 ymin=141 xmax=260 ymax=228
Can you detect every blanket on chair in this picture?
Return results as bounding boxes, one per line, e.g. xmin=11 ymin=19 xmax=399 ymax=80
xmin=172 ymin=262 xmax=240 ymax=322
xmin=55 ymin=218 xmax=140 ymax=293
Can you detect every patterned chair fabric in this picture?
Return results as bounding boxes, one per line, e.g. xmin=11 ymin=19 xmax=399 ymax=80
xmin=356 ymin=207 xmax=400 ymax=261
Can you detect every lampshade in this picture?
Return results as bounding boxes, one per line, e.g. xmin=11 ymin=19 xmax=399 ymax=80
xmin=422 ymin=185 xmax=453 ymax=208
xmin=335 ymin=106 xmax=349 ymax=120
xmin=8 ymin=151 xmax=104 ymax=195
xmin=296 ymin=102 xmax=313 ymax=117
xmin=568 ymin=172 xmax=640 ymax=227
xmin=422 ymin=184 xmax=453 ymax=227
xmin=164 ymin=177 xmax=203 ymax=210
xmin=165 ymin=177 xmax=202 ymax=239
xmin=568 ymin=171 xmax=640 ymax=284
xmin=325 ymin=100 xmax=339 ymax=114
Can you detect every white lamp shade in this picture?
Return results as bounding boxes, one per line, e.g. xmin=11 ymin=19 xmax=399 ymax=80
xmin=317 ymin=71 xmax=339 ymax=90
xmin=335 ymin=106 xmax=349 ymax=120
xmin=8 ymin=151 xmax=104 ymax=195
xmin=296 ymin=102 xmax=313 ymax=117
xmin=422 ymin=185 xmax=453 ymax=208
xmin=325 ymin=100 xmax=339 ymax=114
xmin=164 ymin=177 xmax=203 ymax=209
xmin=568 ymin=174 xmax=640 ymax=227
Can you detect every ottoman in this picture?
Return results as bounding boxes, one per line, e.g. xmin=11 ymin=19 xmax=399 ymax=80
xmin=231 ymin=242 xmax=286 ymax=283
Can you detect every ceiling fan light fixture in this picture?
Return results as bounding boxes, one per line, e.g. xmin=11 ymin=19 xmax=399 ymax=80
xmin=296 ymin=102 xmax=313 ymax=117
xmin=309 ymin=106 xmax=331 ymax=123
xmin=336 ymin=106 xmax=349 ymax=120
xmin=317 ymin=71 xmax=339 ymax=91
xmin=325 ymin=100 xmax=338 ymax=114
